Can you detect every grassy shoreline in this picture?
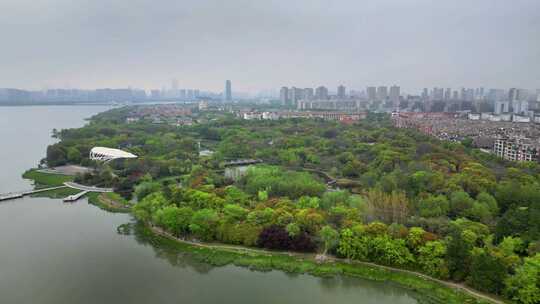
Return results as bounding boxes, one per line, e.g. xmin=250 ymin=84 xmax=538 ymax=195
xmin=87 ymin=193 xmax=132 ymax=213
xmin=21 ymin=169 xmax=80 ymax=198
xmin=22 ymin=169 xmax=130 ymax=212
xmin=22 ymin=169 xmax=73 ymax=187
xmin=144 ymin=224 xmax=500 ymax=304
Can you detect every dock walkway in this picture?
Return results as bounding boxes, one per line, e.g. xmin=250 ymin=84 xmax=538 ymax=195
xmin=0 ymin=186 xmax=67 ymax=202
xmin=63 ymin=190 xmax=89 ymax=202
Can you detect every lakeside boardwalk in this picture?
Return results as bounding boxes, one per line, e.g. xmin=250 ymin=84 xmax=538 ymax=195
xmin=0 ymin=186 xmax=67 ymax=202
xmin=0 ymin=182 xmax=113 ymax=203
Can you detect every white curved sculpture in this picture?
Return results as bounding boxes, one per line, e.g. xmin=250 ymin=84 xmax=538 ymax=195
xmin=89 ymin=147 xmax=137 ymax=162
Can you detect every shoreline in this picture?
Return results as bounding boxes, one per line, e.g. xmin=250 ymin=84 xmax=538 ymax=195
xmin=146 ymin=224 xmax=504 ymax=304
xmin=87 ymin=193 xmax=131 ymax=213
xmin=19 ymin=166 xmax=505 ymax=304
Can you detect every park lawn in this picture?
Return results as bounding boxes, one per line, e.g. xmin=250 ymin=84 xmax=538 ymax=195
xmin=30 ymin=187 xmax=81 ymax=199
xmin=22 ymin=169 xmax=73 ymax=187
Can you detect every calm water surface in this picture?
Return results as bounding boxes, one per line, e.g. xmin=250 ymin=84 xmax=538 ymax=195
xmin=0 ymin=106 xmax=418 ymax=304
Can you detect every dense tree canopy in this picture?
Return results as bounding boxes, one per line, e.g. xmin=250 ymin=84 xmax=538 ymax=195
xmin=45 ymin=106 xmax=540 ymax=302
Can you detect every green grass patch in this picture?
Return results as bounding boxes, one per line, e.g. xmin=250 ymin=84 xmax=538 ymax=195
xmin=29 ymin=187 xmax=80 ymax=199
xmin=87 ymin=192 xmax=131 ymax=213
xmin=104 ymin=192 xmax=131 ymax=207
xmin=22 ymin=169 xmax=73 ymax=187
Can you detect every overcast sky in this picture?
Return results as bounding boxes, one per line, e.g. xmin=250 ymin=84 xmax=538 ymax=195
xmin=1 ymin=0 xmax=539 ymax=93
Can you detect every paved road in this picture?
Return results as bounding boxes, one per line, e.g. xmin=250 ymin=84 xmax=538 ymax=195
xmin=64 ymin=182 xmax=113 ymax=193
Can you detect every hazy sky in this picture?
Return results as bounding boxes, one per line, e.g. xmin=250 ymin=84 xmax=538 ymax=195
xmin=1 ymin=0 xmax=539 ymax=93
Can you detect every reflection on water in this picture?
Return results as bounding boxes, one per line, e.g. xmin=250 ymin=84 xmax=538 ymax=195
xmin=127 ymin=221 xmax=421 ymax=304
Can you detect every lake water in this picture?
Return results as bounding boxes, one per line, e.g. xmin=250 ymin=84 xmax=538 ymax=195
xmin=0 ymin=105 xmax=418 ymax=304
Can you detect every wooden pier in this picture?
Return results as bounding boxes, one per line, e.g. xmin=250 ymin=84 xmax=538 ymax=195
xmin=63 ymin=190 xmax=89 ymax=202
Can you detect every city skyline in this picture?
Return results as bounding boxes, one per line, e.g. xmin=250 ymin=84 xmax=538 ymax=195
xmin=1 ymin=0 xmax=539 ymax=92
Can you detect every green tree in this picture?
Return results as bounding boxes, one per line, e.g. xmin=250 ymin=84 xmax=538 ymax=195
xmin=286 ymin=222 xmax=301 ymax=237
xmin=449 ymin=191 xmax=474 ymax=218
xmin=66 ymin=147 xmax=82 ymax=163
xmin=297 ymin=196 xmax=320 ymax=209
xmin=418 ymin=241 xmax=449 ymax=279
xmin=417 ymin=194 xmax=449 ymax=218
xmin=504 ymin=254 xmax=540 ymax=304
xmin=406 ymin=227 xmax=427 ymax=252
xmin=369 ymin=235 xmax=414 ymax=267
xmin=447 ymin=229 xmax=473 ymax=281
xmin=223 ymin=204 xmax=248 ymax=223
xmin=468 ymin=248 xmax=508 ymax=294
xmin=476 ymin=192 xmax=498 ymax=215
xmin=134 ymin=180 xmax=161 ymax=201
xmin=319 ymin=225 xmax=339 ymax=254
xmin=189 ymin=209 xmax=219 ymax=241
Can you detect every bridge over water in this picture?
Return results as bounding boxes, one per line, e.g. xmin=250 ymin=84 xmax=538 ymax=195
xmin=0 ymin=186 xmax=68 ymax=202
xmin=1 ymin=182 xmax=113 ymax=203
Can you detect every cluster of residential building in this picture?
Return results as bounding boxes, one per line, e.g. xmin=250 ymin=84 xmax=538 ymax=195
xmin=493 ymin=137 xmax=538 ymax=162
xmin=126 ymin=105 xmax=195 ymax=126
xmin=392 ymin=112 xmax=540 ymax=162
xmin=279 ymin=84 xmax=401 ymax=112
xmin=237 ymin=110 xmax=367 ymax=124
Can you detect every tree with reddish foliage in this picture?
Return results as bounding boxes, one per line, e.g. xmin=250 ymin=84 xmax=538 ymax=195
xmin=257 ymin=226 xmax=291 ymax=250
xmin=290 ymin=232 xmax=316 ymax=252
xmin=257 ymin=225 xmax=317 ymax=252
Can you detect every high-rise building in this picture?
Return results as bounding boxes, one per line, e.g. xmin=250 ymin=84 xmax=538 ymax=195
xmin=150 ymin=90 xmax=160 ymax=99
xmin=465 ymin=88 xmax=475 ymax=101
xmin=337 ymin=85 xmax=346 ymax=99
xmin=303 ymin=88 xmax=314 ymax=100
xmin=290 ymin=87 xmax=303 ymax=105
xmin=171 ymin=78 xmax=179 ymax=96
xmin=389 ymin=85 xmax=400 ymax=106
xmin=478 ymin=87 xmax=485 ymax=99
xmin=280 ymin=87 xmax=289 ymax=104
xmin=225 ymin=80 xmax=232 ymax=101
xmin=452 ymin=90 xmax=459 ymax=100
xmin=431 ymin=87 xmax=444 ymax=100
xmin=367 ymin=87 xmax=377 ymax=101
xmin=517 ymin=89 xmax=529 ymax=101
xmin=509 ymin=88 xmax=528 ymax=106
xmin=444 ymin=88 xmax=451 ymax=101
xmin=422 ymin=88 xmax=429 ymax=100
xmin=508 ymin=88 xmax=518 ymax=102
xmin=487 ymin=89 xmax=505 ymax=101
xmin=315 ymin=86 xmax=329 ymax=100
xmin=460 ymin=88 xmax=466 ymax=100
xmin=377 ymin=86 xmax=388 ymax=101
xmin=513 ymin=100 xmax=528 ymax=115
xmin=495 ymin=100 xmax=510 ymax=114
